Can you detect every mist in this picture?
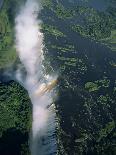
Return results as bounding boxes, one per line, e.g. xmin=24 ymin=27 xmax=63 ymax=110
xmin=15 ymin=0 xmax=57 ymax=154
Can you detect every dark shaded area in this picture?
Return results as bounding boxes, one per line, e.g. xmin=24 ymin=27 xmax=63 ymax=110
xmin=0 ymin=0 xmax=4 ymax=10
xmin=6 ymin=0 xmax=26 ymax=25
xmin=0 ymin=68 xmax=13 ymax=83
xmin=0 ymin=128 xmax=29 ymax=155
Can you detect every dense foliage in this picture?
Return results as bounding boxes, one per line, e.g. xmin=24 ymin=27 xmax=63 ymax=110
xmin=0 ymin=1 xmax=31 ymax=155
xmin=0 ymin=81 xmax=31 ymax=155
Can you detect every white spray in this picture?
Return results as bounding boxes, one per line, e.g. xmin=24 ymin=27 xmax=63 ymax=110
xmin=15 ymin=0 xmax=57 ymax=155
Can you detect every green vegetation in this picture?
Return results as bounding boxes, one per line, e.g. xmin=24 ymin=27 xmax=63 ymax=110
xmin=101 ymin=30 xmax=116 ymax=51
xmin=42 ymin=0 xmax=53 ymax=8
xmin=71 ymin=6 xmax=116 ymax=51
xmin=42 ymin=24 xmax=66 ymax=38
xmin=0 ymin=81 xmax=31 ymax=135
xmin=85 ymin=82 xmax=100 ymax=92
xmin=54 ymin=3 xmax=75 ymax=19
xmin=85 ymin=78 xmax=110 ymax=92
xmin=57 ymin=56 xmax=87 ymax=74
xmin=97 ymin=95 xmax=108 ymax=105
xmin=0 ymin=0 xmax=26 ymax=68
xmin=102 ymin=30 xmax=116 ymax=44
xmin=95 ymin=78 xmax=110 ymax=88
xmin=71 ymin=7 xmax=112 ymax=39
xmin=51 ymin=44 xmax=75 ymax=53
xmin=0 ymin=1 xmax=30 ymax=154
xmin=0 ymin=81 xmax=31 ymax=155
xmin=0 ymin=5 xmax=17 ymax=68
xmin=97 ymin=120 xmax=115 ymax=142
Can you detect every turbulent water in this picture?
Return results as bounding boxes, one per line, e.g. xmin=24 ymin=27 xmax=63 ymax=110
xmin=15 ymin=0 xmax=57 ymax=155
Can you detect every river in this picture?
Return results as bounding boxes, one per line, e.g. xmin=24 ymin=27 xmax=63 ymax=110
xmin=0 ymin=0 xmax=3 ymax=10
